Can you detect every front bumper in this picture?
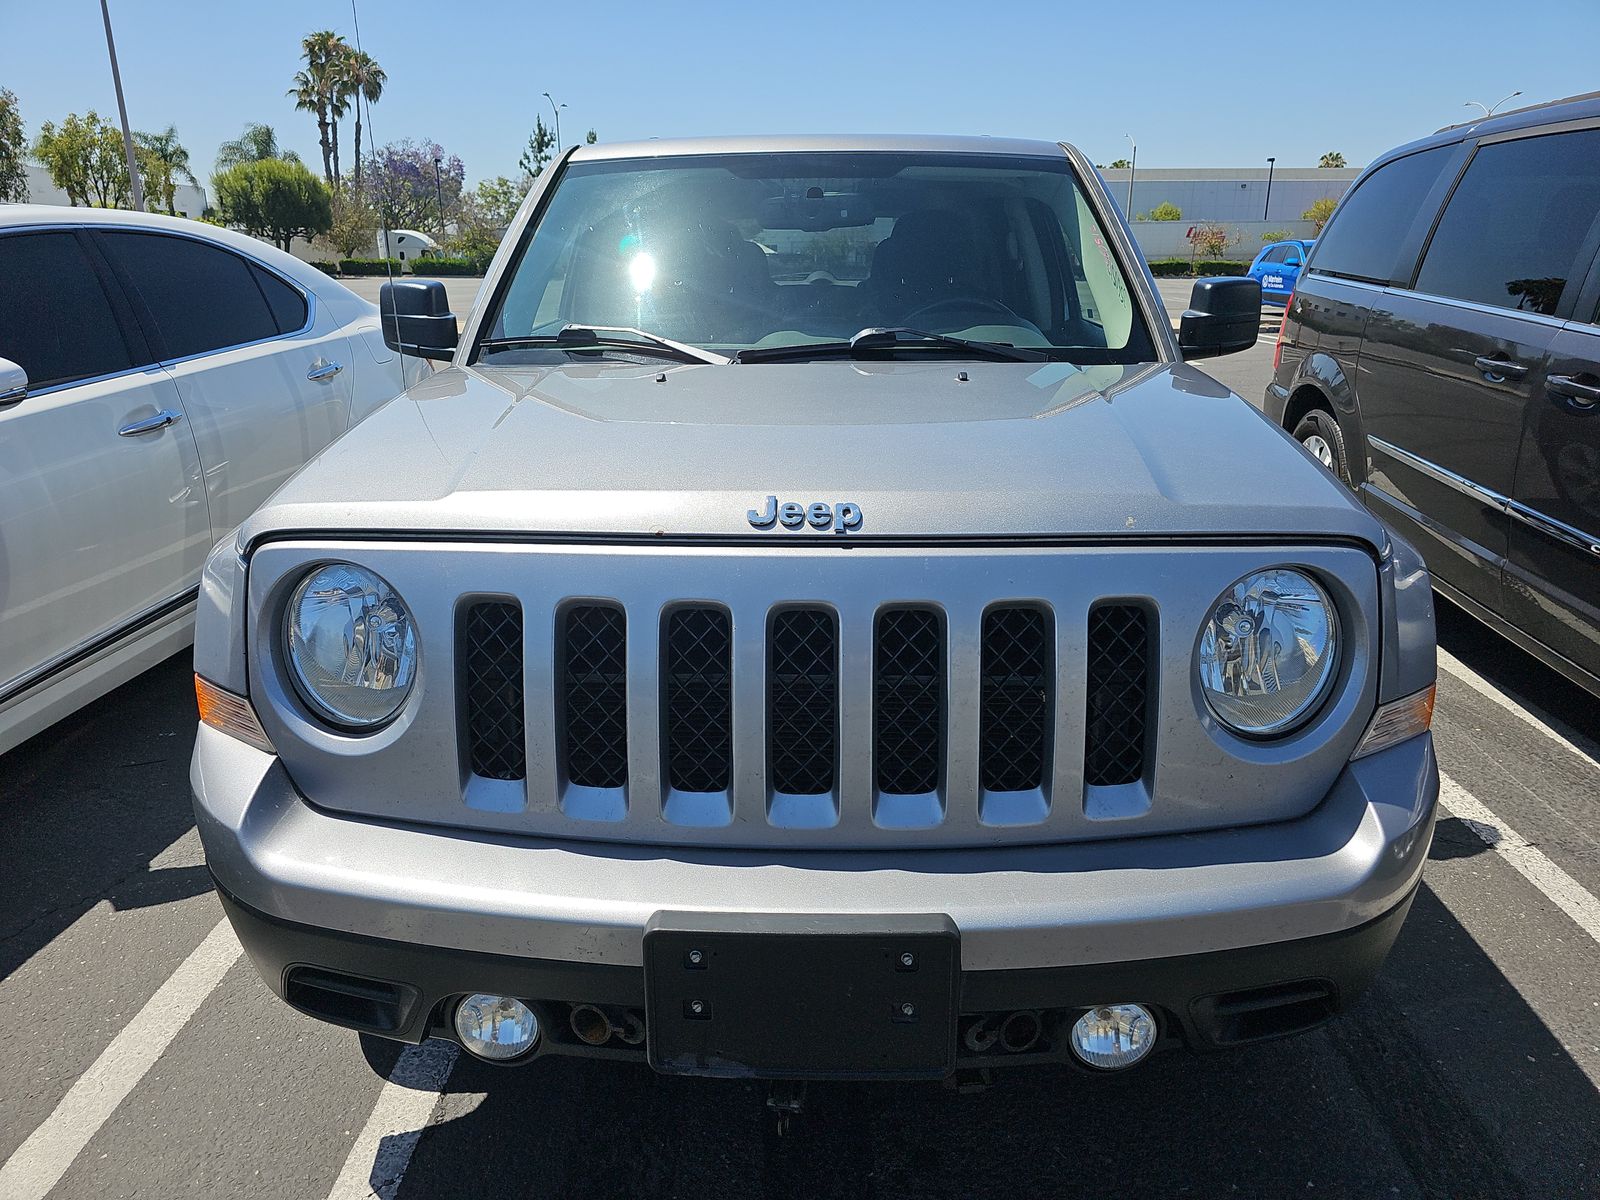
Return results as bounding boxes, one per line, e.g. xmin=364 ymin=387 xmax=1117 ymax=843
xmin=193 ymin=725 xmax=1437 ymax=1066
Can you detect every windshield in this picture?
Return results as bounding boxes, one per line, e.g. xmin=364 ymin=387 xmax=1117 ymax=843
xmin=478 ymin=151 xmax=1155 ymax=363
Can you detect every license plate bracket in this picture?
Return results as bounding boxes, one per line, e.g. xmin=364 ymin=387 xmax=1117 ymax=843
xmin=644 ymin=912 xmax=959 ymax=1079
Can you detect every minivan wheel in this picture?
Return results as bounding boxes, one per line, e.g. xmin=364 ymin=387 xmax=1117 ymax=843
xmin=1291 ymin=409 xmax=1349 ymax=483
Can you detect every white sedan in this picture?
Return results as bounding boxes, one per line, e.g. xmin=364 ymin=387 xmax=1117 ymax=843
xmin=0 ymin=206 xmax=426 ymax=755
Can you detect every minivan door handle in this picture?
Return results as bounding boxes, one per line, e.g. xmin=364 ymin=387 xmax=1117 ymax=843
xmin=306 ymin=359 xmax=344 ymax=382
xmin=1547 ymin=373 xmax=1600 ymax=409
xmin=1473 ymin=355 xmax=1529 ymax=381
xmin=117 ymin=409 xmax=183 ymax=437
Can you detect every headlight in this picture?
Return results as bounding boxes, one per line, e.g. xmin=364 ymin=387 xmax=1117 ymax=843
xmin=285 ymin=562 xmax=417 ymax=729
xmin=1198 ymin=568 xmax=1337 ymax=736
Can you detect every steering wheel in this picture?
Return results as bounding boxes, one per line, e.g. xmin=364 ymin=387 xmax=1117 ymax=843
xmin=900 ymin=295 xmax=1024 ymax=326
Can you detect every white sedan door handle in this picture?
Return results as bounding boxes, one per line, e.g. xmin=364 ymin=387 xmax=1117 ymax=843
xmin=118 ymin=409 xmax=183 ymax=437
xmin=307 ymin=359 xmax=344 ymax=382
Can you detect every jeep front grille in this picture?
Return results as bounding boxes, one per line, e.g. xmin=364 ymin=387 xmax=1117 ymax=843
xmin=468 ymin=598 xmax=1152 ymax=826
xmin=1084 ymin=604 xmax=1151 ymax=786
xmin=560 ymin=605 xmax=628 ymax=789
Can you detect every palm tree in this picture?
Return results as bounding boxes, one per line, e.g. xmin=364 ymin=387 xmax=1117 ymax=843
xmin=133 ymin=125 xmax=196 ymax=214
xmin=1318 ymin=151 xmax=1347 ymax=169
xmin=214 ymin=122 xmax=299 ymax=174
xmin=343 ymin=50 xmax=386 ymax=197
xmin=289 ymin=30 xmax=347 ymax=185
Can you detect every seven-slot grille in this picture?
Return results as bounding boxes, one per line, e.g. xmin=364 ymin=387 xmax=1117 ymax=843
xmin=461 ymin=600 xmax=1154 ymax=813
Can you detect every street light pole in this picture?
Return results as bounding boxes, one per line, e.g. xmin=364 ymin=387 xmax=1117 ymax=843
xmin=433 ymin=156 xmax=446 ymax=245
xmin=1464 ymin=90 xmax=1522 ymax=118
xmin=99 ymin=0 xmax=144 ymax=212
xmin=543 ymin=92 xmax=567 ymax=154
xmin=1125 ymin=134 xmax=1136 ymax=217
xmin=1264 ymin=156 xmax=1276 ymax=221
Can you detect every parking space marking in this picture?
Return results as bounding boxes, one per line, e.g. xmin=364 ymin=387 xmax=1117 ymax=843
xmin=0 ymin=917 xmax=241 ymax=1200
xmin=1440 ymin=772 xmax=1600 ymax=946
xmin=326 ymin=1041 xmax=459 ymax=1200
xmin=1438 ymin=648 xmax=1599 ymax=770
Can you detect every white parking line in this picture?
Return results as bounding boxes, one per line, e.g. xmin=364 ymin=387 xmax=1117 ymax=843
xmin=1438 ymin=648 xmax=1599 ymax=770
xmin=326 ymin=1041 xmax=459 ymax=1200
xmin=1440 ymin=772 xmax=1600 ymax=946
xmin=0 ymin=917 xmax=242 ymax=1200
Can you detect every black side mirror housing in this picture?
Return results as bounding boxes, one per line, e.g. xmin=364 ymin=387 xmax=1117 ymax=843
xmin=380 ymin=279 xmax=459 ymax=361
xmin=1178 ymin=277 xmax=1261 ymax=360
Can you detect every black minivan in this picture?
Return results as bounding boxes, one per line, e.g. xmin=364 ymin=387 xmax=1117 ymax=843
xmin=1266 ymin=91 xmax=1600 ymax=697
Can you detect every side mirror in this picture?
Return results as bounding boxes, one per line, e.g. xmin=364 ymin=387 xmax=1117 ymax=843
xmin=0 ymin=356 xmax=28 ymax=404
xmin=1178 ymin=277 xmax=1261 ymax=360
xmin=380 ymin=279 xmax=458 ymax=361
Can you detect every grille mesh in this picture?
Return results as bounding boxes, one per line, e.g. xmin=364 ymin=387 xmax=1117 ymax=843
xmin=980 ymin=607 xmax=1051 ymax=792
xmin=874 ymin=609 xmax=943 ymax=795
xmin=463 ymin=602 xmax=526 ymax=780
xmin=562 ymin=605 xmax=628 ymax=788
xmin=768 ymin=609 xmax=837 ymax=794
xmin=1085 ymin=604 xmax=1150 ymax=786
xmin=664 ymin=608 xmax=733 ymax=792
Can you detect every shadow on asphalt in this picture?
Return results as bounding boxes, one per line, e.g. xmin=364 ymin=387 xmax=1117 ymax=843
xmin=0 ymin=652 xmax=207 ymax=979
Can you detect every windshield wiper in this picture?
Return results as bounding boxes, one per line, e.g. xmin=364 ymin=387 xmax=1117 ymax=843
xmin=732 ymin=327 xmax=1047 ymax=364
xmin=479 ymin=324 xmax=731 ymax=365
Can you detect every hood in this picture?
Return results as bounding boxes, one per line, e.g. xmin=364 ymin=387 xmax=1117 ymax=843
xmin=240 ymin=359 xmax=1387 ymax=547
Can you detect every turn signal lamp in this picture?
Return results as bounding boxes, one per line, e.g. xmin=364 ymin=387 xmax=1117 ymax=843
xmin=195 ymin=675 xmax=274 ymax=754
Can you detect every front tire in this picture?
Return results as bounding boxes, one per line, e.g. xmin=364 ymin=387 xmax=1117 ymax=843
xmin=1291 ymin=408 xmax=1350 ymax=484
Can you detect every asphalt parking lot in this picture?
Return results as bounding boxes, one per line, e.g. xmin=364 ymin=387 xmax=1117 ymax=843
xmin=3 ymin=295 xmax=1599 ymax=1200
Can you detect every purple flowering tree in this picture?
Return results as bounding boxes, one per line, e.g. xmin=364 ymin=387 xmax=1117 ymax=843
xmin=362 ymin=138 xmax=465 ymax=237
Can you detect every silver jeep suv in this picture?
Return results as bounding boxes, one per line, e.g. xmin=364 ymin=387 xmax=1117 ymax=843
xmin=191 ymin=136 xmax=1439 ymax=1082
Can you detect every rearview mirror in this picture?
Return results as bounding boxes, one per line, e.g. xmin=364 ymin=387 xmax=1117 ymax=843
xmin=1178 ymin=277 xmax=1261 ymax=360
xmin=0 ymin=356 xmax=28 ymax=404
xmin=380 ymin=280 xmax=459 ymax=361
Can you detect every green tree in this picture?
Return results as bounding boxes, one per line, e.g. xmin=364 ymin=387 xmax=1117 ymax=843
xmin=33 ymin=111 xmax=130 ymax=207
xmin=1108 ymin=157 xmax=1131 ymax=169
xmin=1186 ymin=222 xmax=1238 ymax=261
xmin=1260 ymin=228 xmax=1293 ymax=242
xmin=0 ymin=88 xmax=27 ymax=203
xmin=1146 ymin=201 xmax=1182 ymax=221
xmin=585 ymin=128 xmax=598 ymax=145
xmin=1318 ymin=151 xmax=1346 ymax=168
xmin=134 ymin=125 xmax=196 ymax=214
xmin=214 ymin=158 xmax=333 ymax=250
xmin=1302 ymin=196 xmax=1338 ymax=232
xmin=214 ymin=122 xmax=299 ymax=174
xmin=340 ymin=49 xmax=386 ymax=196
xmin=519 ymin=116 xmax=554 ymax=178
xmin=474 ymin=175 xmax=524 ymax=227
xmin=323 ymin=181 xmax=378 ymax=257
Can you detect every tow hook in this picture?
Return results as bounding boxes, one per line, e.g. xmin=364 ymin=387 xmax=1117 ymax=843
xmin=766 ymin=1080 xmax=808 ymax=1136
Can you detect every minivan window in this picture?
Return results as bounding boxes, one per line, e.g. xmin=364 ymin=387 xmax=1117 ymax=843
xmin=96 ymin=232 xmax=285 ymax=361
xmin=482 ymin=151 xmax=1155 ymax=363
xmin=1309 ymin=146 xmax=1453 ymax=284
xmin=1414 ymin=129 xmax=1600 ymax=317
xmin=0 ymin=232 xmax=134 ymax=389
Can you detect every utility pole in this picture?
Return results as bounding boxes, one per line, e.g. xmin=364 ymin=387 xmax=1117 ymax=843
xmin=543 ymin=92 xmax=567 ymax=155
xmin=433 ymin=156 xmax=446 ymax=244
xmin=99 ymin=0 xmax=144 ymax=211
xmin=1263 ymin=156 xmax=1275 ymax=221
xmin=1125 ymin=134 xmax=1136 ymax=217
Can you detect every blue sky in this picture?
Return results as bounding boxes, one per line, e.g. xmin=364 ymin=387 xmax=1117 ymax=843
xmin=4 ymin=0 xmax=1597 ymax=186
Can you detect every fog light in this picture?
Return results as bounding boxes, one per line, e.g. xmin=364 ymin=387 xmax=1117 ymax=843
xmin=1069 ymin=1004 xmax=1157 ymax=1069
xmin=453 ymin=994 xmax=539 ymax=1061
